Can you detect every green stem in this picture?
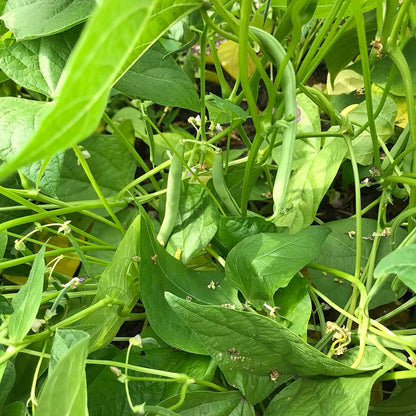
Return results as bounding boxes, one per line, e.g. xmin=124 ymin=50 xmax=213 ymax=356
xmin=73 ymin=145 xmax=125 ymax=235
xmin=352 ymin=0 xmax=381 ymax=171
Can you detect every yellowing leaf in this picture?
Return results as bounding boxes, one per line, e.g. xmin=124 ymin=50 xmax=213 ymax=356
xmin=391 ymin=95 xmax=416 ymax=128
xmin=46 ymin=235 xmax=80 ymax=277
xmin=327 ymin=69 xmax=364 ymax=95
xmin=217 ymin=40 xmax=256 ymax=80
xmin=2 ymin=274 xmax=28 ymax=285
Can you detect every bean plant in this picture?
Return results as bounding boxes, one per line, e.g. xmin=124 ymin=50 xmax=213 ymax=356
xmin=0 ymin=0 xmax=415 ymax=414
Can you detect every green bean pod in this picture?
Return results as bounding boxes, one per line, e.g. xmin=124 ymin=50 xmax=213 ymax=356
xmin=249 ymin=26 xmax=297 ymax=219
xmin=157 ymin=140 xmax=185 ymax=245
xmin=212 ymin=149 xmax=240 ymax=216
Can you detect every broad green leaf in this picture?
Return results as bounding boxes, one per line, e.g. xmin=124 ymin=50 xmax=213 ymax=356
xmin=122 ymin=0 xmax=204 ymax=74
xmin=36 ymin=329 xmax=89 ymax=416
xmin=55 ymin=134 xmax=137 ymax=204
xmin=265 ymin=347 xmax=396 ymax=416
xmin=0 ymin=360 xmax=16 ymax=409
xmin=49 ymin=329 xmax=90 ymax=374
xmin=0 ymin=294 xmax=13 ymax=314
xmin=107 ymin=107 xmax=147 ymax=138
xmin=77 ymin=215 xmax=141 ymax=350
xmin=0 ymin=0 xmax=156 ymax=180
xmin=348 ymin=95 xmax=397 ymax=165
xmin=140 ymin=213 xmax=240 ymax=355
xmin=308 ymin=218 xmax=407 ymax=308
xmin=166 ymin=294 xmax=377 ymax=403
xmin=3 ymin=401 xmax=28 ymax=416
xmin=368 ymin=380 xmax=416 ymax=415
xmin=79 ymin=207 xmax=140 ymax=278
xmin=88 ymin=347 xmax=214 ymax=415
xmin=214 ymin=215 xmax=284 ymax=256
xmin=222 ymin=167 xmax=269 ymax=203
xmin=8 ymin=245 xmax=45 ymax=342
xmin=371 ymin=37 xmax=416 ymax=97
xmin=273 ymin=274 xmax=311 ymax=339
xmin=325 ymin=11 xmax=377 ymax=81
xmin=0 ymin=26 xmax=80 ymax=97
xmin=1 ymin=0 xmax=95 ymax=40
xmin=167 ymin=182 xmax=219 ymax=264
xmin=0 ymin=97 xmax=64 ymax=196
xmin=115 ymin=41 xmax=200 ymax=111
xmin=206 ymin=93 xmax=248 ymax=126
xmin=374 ymin=245 xmax=416 ymax=292
xmin=20 ymin=153 xmax=65 ymax=198
xmin=273 ymin=136 xmax=347 ymax=233
xmin=225 ymin=226 xmax=330 ymax=308
xmin=159 ymin=391 xmax=255 ymax=416
xmin=0 ymin=97 xmax=50 ymax=162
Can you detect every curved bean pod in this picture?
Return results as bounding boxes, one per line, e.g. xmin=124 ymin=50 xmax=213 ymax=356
xmin=249 ymin=26 xmax=297 ymax=219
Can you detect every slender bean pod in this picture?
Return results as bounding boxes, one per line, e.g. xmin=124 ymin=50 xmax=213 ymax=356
xmin=212 ymin=149 xmax=240 ymax=216
xmin=249 ymin=26 xmax=297 ymax=219
xmin=157 ymin=141 xmax=185 ymax=245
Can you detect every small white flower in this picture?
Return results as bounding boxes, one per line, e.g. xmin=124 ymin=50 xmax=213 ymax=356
xmin=31 ymin=318 xmax=45 ymax=333
xmin=58 ymin=220 xmax=71 ymax=235
xmin=14 ymin=239 xmax=26 ymax=252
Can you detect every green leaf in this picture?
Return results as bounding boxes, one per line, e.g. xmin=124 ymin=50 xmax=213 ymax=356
xmin=20 ymin=153 xmax=65 ymax=198
xmin=273 ymin=136 xmax=347 ymax=233
xmin=371 ymin=37 xmax=416 ymax=96
xmin=88 ymin=347 xmax=214 ymax=415
xmin=8 ymin=245 xmax=45 ymax=342
xmin=369 ymin=380 xmax=416 ymax=415
xmin=0 ymin=97 xmax=64 ymax=196
xmin=3 ymin=401 xmax=28 ymax=416
xmin=214 ymin=215 xmax=284 ymax=256
xmin=0 ymin=0 xmax=156 ymax=180
xmin=79 ymin=207 xmax=140 ymax=278
xmin=325 ymin=11 xmax=377 ymax=81
xmin=205 ymin=93 xmax=248 ymax=126
xmin=265 ymin=347 xmax=396 ymax=416
xmin=140 ymin=212 xmax=240 ymax=355
xmin=0 ymin=294 xmax=13 ymax=314
xmin=165 ymin=293 xmax=375 ymax=403
xmin=348 ymin=95 xmax=397 ymax=165
xmin=0 ymin=0 xmax=204 ymax=180
xmin=0 ymin=360 xmax=16 ymax=409
xmin=0 ymin=97 xmax=50 ymax=162
xmin=0 ymin=26 xmax=80 ymax=96
xmin=49 ymin=329 xmax=89 ymax=374
xmin=115 ymin=41 xmax=200 ymax=111
xmin=225 ymin=226 xmax=330 ymax=308
xmin=159 ymin=391 xmax=254 ymax=416
xmin=166 ymin=182 xmax=219 ymax=264
xmin=77 ymin=215 xmax=141 ymax=350
xmin=55 ymin=134 xmax=137 ymax=204
xmin=1 ymin=0 xmax=96 ymax=40
xmin=36 ymin=329 xmax=89 ymax=416
xmin=308 ymin=218 xmax=407 ymax=309
xmin=374 ymin=245 xmax=416 ymax=292
xmin=273 ymin=274 xmax=311 ymax=339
